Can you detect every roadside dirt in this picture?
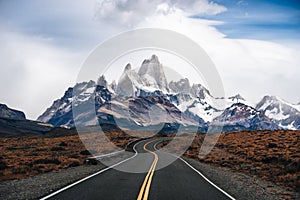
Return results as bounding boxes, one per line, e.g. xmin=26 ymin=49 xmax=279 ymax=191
xmin=0 ymin=128 xmax=135 ymax=181
xmin=159 ymin=130 xmax=300 ymax=198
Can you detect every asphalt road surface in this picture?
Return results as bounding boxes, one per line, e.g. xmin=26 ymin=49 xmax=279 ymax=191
xmin=41 ymin=138 xmax=235 ymax=200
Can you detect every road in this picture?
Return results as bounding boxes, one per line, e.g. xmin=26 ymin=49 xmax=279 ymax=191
xmin=41 ymin=138 xmax=234 ymax=200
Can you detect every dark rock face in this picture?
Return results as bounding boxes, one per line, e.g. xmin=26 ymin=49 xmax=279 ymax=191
xmin=97 ymin=95 xmax=205 ymax=128
xmin=97 ymin=75 xmax=108 ymax=88
xmin=0 ymin=104 xmax=26 ymax=120
xmin=37 ymin=81 xmax=111 ymax=127
xmin=214 ymin=103 xmax=279 ymax=131
xmin=37 ymin=87 xmax=74 ymax=126
xmin=228 ymin=94 xmax=245 ymax=103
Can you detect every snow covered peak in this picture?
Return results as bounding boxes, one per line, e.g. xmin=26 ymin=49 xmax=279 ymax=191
xmin=227 ymin=103 xmax=257 ymax=114
xmin=256 ymin=95 xmax=274 ymax=109
xmin=151 ymin=54 xmax=159 ymax=61
xmin=97 ymin=75 xmax=117 ymax=93
xmin=169 ymin=78 xmax=191 ymax=94
xmin=116 ymin=64 xmax=141 ymax=97
xmin=125 ymin=63 xmax=132 ymax=71
xmin=38 ymin=80 xmax=112 ymax=127
xmin=190 ymin=84 xmax=211 ymax=99
xmin=116 ymin=55 xmax=170 ymax=97
xmin=256 ymin=95 xmax=295 ymax=111
xmin=214 ymin=103 xmax=278 ymax=130
xmin=260 ymin=95 xmax=277 ymax=101
xmin=97 ymin=75 xmax=108 ymax=88
xmin=138 ymin=55 xmax=168 ymax=92
xmin=141 ymin=54 xmax=159 ymax=65
xmin=256 ymin=95 xmax=300 ymax=130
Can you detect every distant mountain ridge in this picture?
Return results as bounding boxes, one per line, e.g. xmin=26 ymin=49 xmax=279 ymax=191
xmin=213 ymin=103 xmax=279 ymax=131
xmin=0 ymin=103 xmax=26 ymax=120
xmin=37 ymin=55 xmax=300 ymax=132
xmin=0 ymin=103 xmax=64 ymax=136
xmin=256 ymin=95 xmax=300 ymax=130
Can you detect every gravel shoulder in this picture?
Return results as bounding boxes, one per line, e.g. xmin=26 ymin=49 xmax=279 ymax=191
xmin=183 ymin=157 xmax=299 ymax=200
xmin=0 ymin=151 xmax=134 ymax=200
xmin=0 ymin=163 xmax=106 ymax=200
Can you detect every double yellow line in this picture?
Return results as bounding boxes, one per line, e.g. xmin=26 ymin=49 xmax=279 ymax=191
xmin=137 ymin=141 xmax=158 ymax=200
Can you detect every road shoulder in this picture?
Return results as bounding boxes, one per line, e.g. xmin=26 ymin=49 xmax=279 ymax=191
xmin=0 ymin=164 xmax=106 ymax=200
xmin=181 ymin=157 xmax=299 ymax=200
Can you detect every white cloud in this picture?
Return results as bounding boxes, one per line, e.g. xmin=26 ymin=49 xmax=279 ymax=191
xmin=0 ymin=31 xmax=84 ymax=119
xmin=135 ymin=10 xmax=300 ymax=104
xmin=95 ymin=0 xmax=227 ymax=27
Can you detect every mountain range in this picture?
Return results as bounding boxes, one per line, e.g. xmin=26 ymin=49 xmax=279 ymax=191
xmin=0 ymin=104 xmax=58 ymax=136
xmin=33 ymin=55 xmax=300 ymax=132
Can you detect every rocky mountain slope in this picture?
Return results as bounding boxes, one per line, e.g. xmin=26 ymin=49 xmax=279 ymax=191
xmin=38 ymin=80 xmax=111 ymax=127
xmin=0 ymin=103 xmax=26 ymax=120
xmin=256 ymin=95 xmax=300 ymax=130
xmin=0 ymin=104 xmax=58 ymax=136
xmin=213 ymin=103 xmax=279 ymax=131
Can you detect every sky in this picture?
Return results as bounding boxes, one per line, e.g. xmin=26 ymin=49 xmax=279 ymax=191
xmin=0 ymin=0 xmax=299 ymax=119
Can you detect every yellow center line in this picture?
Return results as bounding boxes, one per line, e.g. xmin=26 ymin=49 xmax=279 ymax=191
xmin=137 ymin=140 xmax=159 ymax=200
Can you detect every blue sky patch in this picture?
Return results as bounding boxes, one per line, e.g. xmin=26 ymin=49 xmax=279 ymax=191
xmin=193 ymin=0 xmax=300 ymax=40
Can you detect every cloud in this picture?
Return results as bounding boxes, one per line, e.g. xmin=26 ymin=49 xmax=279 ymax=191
xmin=134 ymin=10 xmax=300 ymax=103
xmin=95 ymin=0 xmax=227 ymax=27
xmin=0 ymin=30 xmax=84 ymax=119
xmin=237 ymin=0 xmax=248 ymax=6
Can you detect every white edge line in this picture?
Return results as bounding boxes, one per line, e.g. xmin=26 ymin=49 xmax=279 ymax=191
xmin=177 ymin=157 xmax=235 ymax=200
xmin=89 ymin=150 xmax=125 ymax=159
xmin=154 ymin=139 xmax=236 ymax=200
xmin=88 ymin=138 xmax=140 ymax=159
xmin=40 ymin=140 xmax=142 ymax=200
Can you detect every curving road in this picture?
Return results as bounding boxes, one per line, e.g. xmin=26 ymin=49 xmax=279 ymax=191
xmin=41 ymin=138 xmax=234 ymax=200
